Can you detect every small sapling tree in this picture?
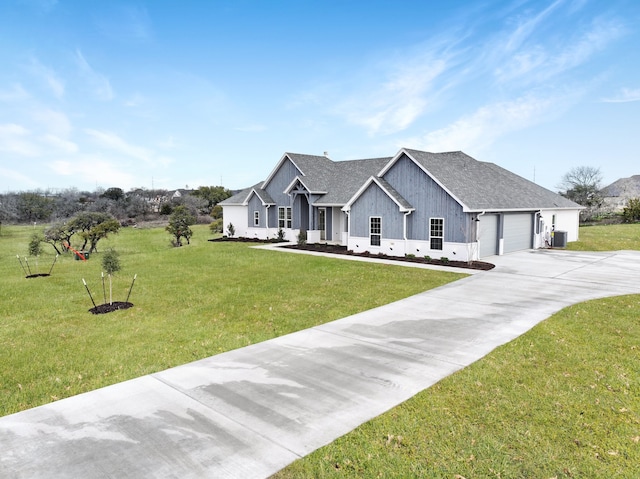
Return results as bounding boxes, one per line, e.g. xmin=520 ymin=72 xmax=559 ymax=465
xmin=166 ymin=205 xmax=196 ymax=247
xmin=226 ymin=223 xmax=235 ymax=237
xmin=19 ymin=232 xmax=57 ymax=278
xmin=102 ymin=248 xmax=121 ymax=305
xmin=28 ymin=232 xmax=44 ymax=273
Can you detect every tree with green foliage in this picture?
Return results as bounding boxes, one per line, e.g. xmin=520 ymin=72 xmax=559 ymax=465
xmin=622 ymin=197 xmax=640 ymax=223
xmin=191 ymin=186 xmax=233 ymax=213
xmin=209 ymin=218 xmax=223 ymax=234
xmin=68 ymin=212 xmax=121 ymax=253
xmin=28 ymin=232 xmax=44 ymax=274
xmin=211 ymin=204 xmax=223 ymax=220
xmin=17 ymin=192 xmax=54 ymax=223
xmin=166 ymin=205 xmax=196 ymax=247
xmin=28 ymin=232 xmax=44 ymax=257
xmin=101 ymin=187 xmax=125 ymax=202
xmin=43 ymin=223 xmax=74 ymax=254
xmin=101 ymin=248 xmax=121 ymax=305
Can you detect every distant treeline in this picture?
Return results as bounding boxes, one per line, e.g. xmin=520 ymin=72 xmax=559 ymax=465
xmin=0 ymin=185 xmax=232 ymax=225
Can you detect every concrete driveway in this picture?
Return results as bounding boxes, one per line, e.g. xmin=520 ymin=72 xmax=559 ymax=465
xmin=1 ymin=249 xmax=639 ymax=478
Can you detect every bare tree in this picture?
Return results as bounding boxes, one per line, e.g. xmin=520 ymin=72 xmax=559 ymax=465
xmin=558 ymin=166 xmax=604 ymax=221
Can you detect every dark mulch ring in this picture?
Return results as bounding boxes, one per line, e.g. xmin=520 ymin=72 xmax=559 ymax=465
xmin=282 ymin=243 xmax=495 ymax=271
xmin=90 ymin=302 xmax=134 ymax=315
xmin=25 ymin=273 xmax=51 ymax=278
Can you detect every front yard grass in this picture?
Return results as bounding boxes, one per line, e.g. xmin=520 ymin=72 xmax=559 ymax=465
xmin=273 ymin=223 xmax=640 ymax=478
xmin=273 ymin=294 xmax=640 ymax=478
xmin=567 ymin=223 xmax=640 ymax=251
xmin=0 ymin=224 xmax=464 ymax=417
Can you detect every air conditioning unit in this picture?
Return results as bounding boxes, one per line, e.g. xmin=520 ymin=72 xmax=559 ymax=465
xmin=553 ymin=230 xmax=567 ymax=248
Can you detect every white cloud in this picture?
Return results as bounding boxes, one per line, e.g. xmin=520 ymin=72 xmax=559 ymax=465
xmin=97 ymin=5 xmax=153 ymax=42
xmin=76 ymin=50 xmax=114 ymax=101
xmin=0 ymin=123 xmax=40 ymax=156
xmin=0 ymin=83 xmax=30 ymax=102
xmin=41 ymin=134 xmax=78 ymax=153
xmin=0 ymin=166 xmax=38 ymax=189
xmin=158 ymin=136 xmax=177 ymax=149
xmin=601 ymin=87 xmax=640 ymax=103
xmin=503 ymin=0 xmax=564 ymax=53
xmin=124 ymin=93 xmax=145 ymax=107
xmin=405 ymin=93 xmax=568 ymax=153
xmin=29 ymin=58 xmax=64 ymax=98
xmin=53 ymin=156 xmax=135 ymax=189
xmin=234 ymin=124 xmax=267 ymax=132
xmin=31 ymin=108 xmax=72 ymax=137
xmin=338 ymin=58 xmax=448 ymax=136
xmin=495 ymin=15 xmax=625 ymax=84
xmin=84 ymin=129 xmax=151 ymax=163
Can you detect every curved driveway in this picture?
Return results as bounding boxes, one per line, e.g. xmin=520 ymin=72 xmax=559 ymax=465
xmin=1 ymin=249 xmax=639 ymax=478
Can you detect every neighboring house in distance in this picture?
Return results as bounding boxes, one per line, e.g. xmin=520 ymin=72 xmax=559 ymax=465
xmin=600 ymin=175 xmax=640 ymax=212
xmin=220 ymin=148 xmax=583 ymax=260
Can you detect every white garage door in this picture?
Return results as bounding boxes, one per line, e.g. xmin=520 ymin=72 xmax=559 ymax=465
xmin=503 ymin=213 xmax=533 ymax=253
xmin=479 ymin=214 xmax=499 ymax=258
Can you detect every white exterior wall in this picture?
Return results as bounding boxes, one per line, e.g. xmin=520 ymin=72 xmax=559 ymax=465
xmin=540 ymin=209 xmax=581 ymax=243
xmin=347 ymin=237 xmax=478 ymax=261
xmin=222 ymin=205 xmax=248 ymax=237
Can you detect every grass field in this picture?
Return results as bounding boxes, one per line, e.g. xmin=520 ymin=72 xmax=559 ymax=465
xmin=273 ymin=224 xmax=640 ymax=478
xmin=2 ymin=222 xmax=639 ymax=477
xmin=567 ymin=223 xmax=640 ymax=251
xmin=0 ymin=224 xmax=463 ymax=417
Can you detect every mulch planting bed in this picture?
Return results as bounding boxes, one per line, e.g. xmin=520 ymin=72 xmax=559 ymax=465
xmin=90 ymin=302 xmax=134 ymax=315
xmin=210 ymin=237 xmax=494 ymax=271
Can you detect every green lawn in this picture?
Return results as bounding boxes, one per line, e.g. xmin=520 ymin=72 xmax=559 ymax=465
xmin=273 ymin=224 xmax=640 ymax=478
xmin=273 ymin=294 xmax=640 ymax=478
xmin=0 ymin=224 xmax=463 ymax=417
xmin=568 ymin=223 xmax=640 ymax=251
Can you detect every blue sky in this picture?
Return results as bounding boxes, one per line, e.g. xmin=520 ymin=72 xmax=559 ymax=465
xmin=1 ymin=0 xmax=638 ymax=194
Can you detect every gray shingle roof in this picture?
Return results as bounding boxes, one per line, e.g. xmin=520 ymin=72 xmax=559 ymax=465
xmin=314 ymin=157 xmax=391 ymax=205
xmin=601 ymin=175 xmax=640 ymax=198
xmin=403 ymin=149 xmax=582 ymax=211
xmin=281 ymin=153 xmax=336 ymax=193
xmin=218 ymin=183 xmax=261 ymax=206
xmin=220 ymin=149 xmax=581 ymax=212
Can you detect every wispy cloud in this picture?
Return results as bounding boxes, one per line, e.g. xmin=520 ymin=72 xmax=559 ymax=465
xmin=404 ymin=92 xmax=574 ymax=153
xmin=96 ymin=5 xmax=153 ymax=42
xmin=601 ymin=87 xmax=640 ymax=103
xmin=76 ymin=50 xmax=114 ymax=101
xmin=0 ymin=123 xmax=40 ymax=156
xmin=0 ymin=166 xmax=39 ymax=189
xmin=124 ymin=93 xmax=145 ymax=107
xmin=0 ymin=83 xmax=30 ymax=102
xmin=29 ymin=58 xmax=64 ymax=98
xmin=31 ymin=108 xmax=72 ymax=137
xmin=234 ymin=124 xmax=267 ymax=133
xmin=494 ymin=14 xmax=625 ymax=84
xmin=85 ymin=129 xmax=150 ymax=163
xmin=52 ymin=157 xmax=135 ymax=188
xmin=502 ymin=0 xmax=565 ymax=53
xmin=41 ymin=134 xmax=78 ymax=153
xmin=336 ymin=57 xmax=450 ymax=136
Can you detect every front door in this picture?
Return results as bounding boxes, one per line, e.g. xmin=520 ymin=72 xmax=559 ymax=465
xmin=319 ymin=208 xmax=326 ymax=241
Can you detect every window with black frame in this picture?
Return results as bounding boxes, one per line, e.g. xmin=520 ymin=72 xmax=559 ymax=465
xmin=430 ymin=218 xmax=443 ymax=250
xmin=370 ymin=216 xmax=381 ymax=246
